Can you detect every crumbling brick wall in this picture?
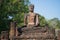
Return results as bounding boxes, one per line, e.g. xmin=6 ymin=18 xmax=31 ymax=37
xmin=0 ymin=31 xmax=9 ymax=40
xmin=57 ymin=30 xmax=60 ymax=40
xmin=12 ymin=27 xmax=56 ymax=40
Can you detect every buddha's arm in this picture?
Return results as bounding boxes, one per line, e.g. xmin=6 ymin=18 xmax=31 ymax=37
xmin=24 ymin=15 xmax=27 ymax=25
xmin=36 ymin=14 xmax=39 ymax=25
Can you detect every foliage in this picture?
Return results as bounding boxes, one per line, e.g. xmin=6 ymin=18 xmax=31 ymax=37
xmin=48 ymin=18 xmax=60 ymax=29
xmin=39 ymin=15 xmax=48 ymax=26
xmin=0 ymin=0 xmax=29 ymax=33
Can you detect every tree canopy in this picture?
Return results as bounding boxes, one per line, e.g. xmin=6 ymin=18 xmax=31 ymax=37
xmin=0 ymin=0 xmax=29 ymax=33
xmin=48 ymin=18 xmax=60 ymax=29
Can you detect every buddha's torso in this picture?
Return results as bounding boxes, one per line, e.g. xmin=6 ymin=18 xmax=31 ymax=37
xmin=27 ymin=13 xmax=36 ymax=25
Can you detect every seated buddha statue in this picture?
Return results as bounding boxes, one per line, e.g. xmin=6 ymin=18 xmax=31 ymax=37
xmin=24 ymin=4 xmax=39 ymax=27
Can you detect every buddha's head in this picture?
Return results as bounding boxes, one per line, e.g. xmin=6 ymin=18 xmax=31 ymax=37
xmin=29 ymin=4 xmax=34 ymax=12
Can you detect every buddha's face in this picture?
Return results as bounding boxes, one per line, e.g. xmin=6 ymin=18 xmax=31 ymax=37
xmin=29 ymin=5 xmax=34 ymax=12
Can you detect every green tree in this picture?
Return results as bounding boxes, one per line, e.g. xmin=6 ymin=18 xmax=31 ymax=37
xmin=48 ymin=18 xmax=60 ymax=29
xmin=39 ymin=15 xmax=48 ymax=26
xmin=0 ymin=0 xmax=29 ymax=33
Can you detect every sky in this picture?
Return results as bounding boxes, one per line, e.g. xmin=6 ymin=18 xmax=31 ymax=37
xmin=29 ymin=0 xmax=60 ymax=20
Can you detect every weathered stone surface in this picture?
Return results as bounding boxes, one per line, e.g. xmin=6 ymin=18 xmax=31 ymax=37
xmin=6 ymin=21 xmax=56 ymax=40
xmin=12 ymin=26 xmax=56 ymax=40
xmin=9 ymin=21 xmax=17 ymax=40
xmin=27 ymin=13 xmax=36 ymax=26
xmin=1 ymin=31 xmax=8 ymax=40
xmin=57 ymin=30 xmax=60 ymax=40
xmin=21 ymin=27 xmax=55 ymax=38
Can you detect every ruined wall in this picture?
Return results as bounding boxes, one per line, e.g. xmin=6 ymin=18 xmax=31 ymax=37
xmin=1 ymin=26 xmax=60 ymax=40
xmin=57 ymin=30 xmax=60 ymax=40
xmin=12 ymin=27 xmax=56 ymax=40
xmin=9 ymin=21 xmax=18 ymax=40
xmin=0 ymin=31 xmax=9 ymax=40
